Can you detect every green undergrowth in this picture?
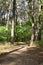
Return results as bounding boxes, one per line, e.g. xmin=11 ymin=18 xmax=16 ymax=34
xmin=0 ymin=25 xmax=11 ymax=41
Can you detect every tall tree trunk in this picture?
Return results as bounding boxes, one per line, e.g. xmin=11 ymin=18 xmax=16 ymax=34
xmin=37 ymin=0 xmax=41 ymax=40
xmin=30 ymin=0 xmax=35 ymax=46
xmin=11 ymin=0 xmax=16 ymax=42
xmin=6 ymin=0 xmax=12 ymax=31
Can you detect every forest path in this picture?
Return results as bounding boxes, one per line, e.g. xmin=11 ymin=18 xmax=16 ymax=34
xmin=0 ymin=45 xmax=43 ymax=65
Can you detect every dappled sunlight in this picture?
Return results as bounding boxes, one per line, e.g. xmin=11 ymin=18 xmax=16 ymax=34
xmin=0 ymin=44 xmax=43 ymax=65
xmin=0 ymin=0 xmax=43 ymax=65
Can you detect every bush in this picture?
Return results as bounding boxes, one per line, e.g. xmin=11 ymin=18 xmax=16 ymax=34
xmin=0 ymin=20 xmax=31 ymax=42
xmin=14 ymin=20 xmax=31 ymax=42
xmin=0 ymin=25 xmax=11 ymax=41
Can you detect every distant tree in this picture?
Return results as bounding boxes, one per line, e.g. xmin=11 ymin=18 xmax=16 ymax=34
xmin=6 ymin=0 xmax=12 ymax=31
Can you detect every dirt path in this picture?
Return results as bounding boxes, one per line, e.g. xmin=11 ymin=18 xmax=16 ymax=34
xmin=0 ymin=45 xmax=43 ymax=65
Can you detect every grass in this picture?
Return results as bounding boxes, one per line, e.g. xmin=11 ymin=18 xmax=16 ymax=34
xmin=0 ymin=41 xmax=43 ymax=55
xmin=0 ymin=42 xmax=14 ymax=55
xmin=0 ymin=42 xmax=28 ymax=55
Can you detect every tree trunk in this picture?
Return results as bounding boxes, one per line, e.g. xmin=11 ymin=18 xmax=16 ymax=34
xmin=30 ymin=16 xmax=35 ymax=46
xmin=11 ymin=0 xmax=16 ymax=42
xmin=37 ymin=15 xmax=41 ymax=40
xmin=11 ymin=18 xmax=14 ymax=42
xmin=6 ymin=0 xmax=12 ymax=31
xmin=37 ymin=0 xmax=41 ymax=40
xmin=30 ymin=0 xmax=35 ymax=46
xmin=6 ymin=13 xmax=9 ymax=31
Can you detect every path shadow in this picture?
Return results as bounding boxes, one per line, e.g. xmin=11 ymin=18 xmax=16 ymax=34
xmin=0 ymin=46 xmax=43 ymax=65
xmin=0 ymin=45 xmax=25 ymax=56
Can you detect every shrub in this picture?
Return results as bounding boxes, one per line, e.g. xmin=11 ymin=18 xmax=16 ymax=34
xmin=14 ymin=20 xmax=31 ymax=42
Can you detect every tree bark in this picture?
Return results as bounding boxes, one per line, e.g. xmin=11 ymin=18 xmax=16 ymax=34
xmin=11 ymin=18 xmax=14 ymax=42
xmin=30 ymin=16 xmax=35 ymax=46
xmin=6 ymin=0 xmax=12 ymax=31
xmin=37 ymin=15 xmax=41 ymax=40
xmin=37 ymin=0 xmax=41 ymax=40
xmin=6 ymin=12 xmax=9 ymax=31
xmin=30 ymin=0 xmax=35 ymax=46
xmin=11 ymin=0 xmax=16 ymax=42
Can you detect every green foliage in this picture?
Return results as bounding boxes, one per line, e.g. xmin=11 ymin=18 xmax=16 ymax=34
xmin=0 ymin=20 xmax=6 ymax=26
xmin=0 ymin=20 xmax=31 ymax=42
xmin=29 ymin=0 xmax=32 ymax=3
xmin=0 ymin=25 xmax=11 ymax=41
xmin=14 ymin=21 xmax=31 ymax=42
xmin=35 ymin=40 xmax=43 ymax=47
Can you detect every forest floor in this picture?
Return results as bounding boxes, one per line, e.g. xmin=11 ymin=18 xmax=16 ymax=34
xmin=0 ymin=42 xmax=43 ymax=65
